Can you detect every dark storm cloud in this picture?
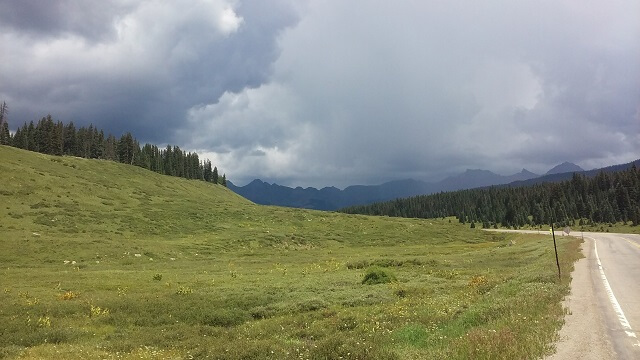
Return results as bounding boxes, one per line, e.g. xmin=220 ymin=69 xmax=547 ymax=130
xmin=236 ymin=0 xmax=639 ymax=187
xmin=0 ymin=0 xmax=133 ymax=41
xmin=1 ymin=1 xmax=638 ymax=188
xmin=0 ymin=0 xmax=298 ymax=143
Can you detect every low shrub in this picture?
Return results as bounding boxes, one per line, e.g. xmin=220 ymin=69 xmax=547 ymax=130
xmin=362 ymin=266 xmax=396 ymax=285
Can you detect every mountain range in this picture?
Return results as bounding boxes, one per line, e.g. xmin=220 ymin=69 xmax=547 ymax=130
xmin=228 ymin=161 xmax=637 ymax=211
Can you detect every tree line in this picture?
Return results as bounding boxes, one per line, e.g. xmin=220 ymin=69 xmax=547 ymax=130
xmin=0 ymin=103 xmax=227 ymax=186
xmin=341 ymin=166 xmax=640 ymax=228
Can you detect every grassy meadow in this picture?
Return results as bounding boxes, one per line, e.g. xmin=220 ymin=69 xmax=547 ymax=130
xmin=0 ymin=145 xmax=581 ymax=359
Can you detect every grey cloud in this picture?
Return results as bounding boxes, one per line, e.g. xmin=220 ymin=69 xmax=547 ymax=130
xmin=209 ymin=1 xmax=639 ymax=188
xmin=0 ymin=0 xmax=134 ymax=41
xmin=0 ymin=0 xmax=298 ymax=144
xmin=249 ymin=149 xmax=266 ymax=156
xmin=1 ymin=1 xmax=638 ymax=189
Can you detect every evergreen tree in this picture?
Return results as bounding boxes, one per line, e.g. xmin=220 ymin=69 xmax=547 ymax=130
xmin=212 ymin=166 xmax=219 ymax=184
xmin=51 ymin=121 xmax=63 ymax=155
xmin=63 ymin=122 xmax=77 ymax=156
xmin=0 ymin=121 xmax=9 ymax=145
xmin=92 ymin=128 xmax=105 ymax=159
xmin=221 ymin=173 xmax=227 ymax=187
xmin=118 ymin=133 xmax=135 ymax=164
xmin=0 ymin=102 xmax=8 ymax=145
xmin=204 ymin=160 xmax=212 ymax=182
xmin=341 ymin=167 xmax=640 ymax=229
xmin=103 ymin=134 xmax=118 ymax=161
xmin=0 ymin=102 xmax=5 ymax=122
xmin=26 ymin=121 xmax=36 ymax=151
xmin=3 ymin=112 xmax=227 ymax=187
xmin=12 ymin=126 xmax=23 ymax=149
xmin=0 ymin=102 xmax=7 ymax=130
xmin=164 ymin=145 xmax=174 ymax=176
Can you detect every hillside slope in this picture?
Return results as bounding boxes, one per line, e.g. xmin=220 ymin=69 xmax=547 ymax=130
xmin=0 ymin=145 xmax=248 ymax=255
xmin=0 ymin=145 xmax=580 ymax=360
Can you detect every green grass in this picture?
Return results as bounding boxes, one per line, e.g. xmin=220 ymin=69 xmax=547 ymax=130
xmin=0 ymin=145 xmax=582 ymax=359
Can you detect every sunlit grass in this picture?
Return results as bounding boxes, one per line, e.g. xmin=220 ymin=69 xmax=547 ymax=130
xmin=0 ymin=145 xmax=581 ymax=359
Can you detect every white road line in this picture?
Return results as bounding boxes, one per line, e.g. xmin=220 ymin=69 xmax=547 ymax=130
xmin=591 ymin=237 xmax=640 ymax=348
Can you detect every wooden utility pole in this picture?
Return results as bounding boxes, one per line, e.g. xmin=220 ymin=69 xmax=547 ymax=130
xmin=551 ymin=221 xmax=561 ymax=280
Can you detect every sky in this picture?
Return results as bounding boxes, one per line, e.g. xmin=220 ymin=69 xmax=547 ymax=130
xmin=1 ymin=0 xmax=639 ymax=188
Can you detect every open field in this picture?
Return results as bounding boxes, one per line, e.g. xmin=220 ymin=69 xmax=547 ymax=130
xmin=0 ymin=145 xmax=581 ymax=359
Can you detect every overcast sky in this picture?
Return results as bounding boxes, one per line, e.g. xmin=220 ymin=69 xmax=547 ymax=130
xmin=1 ymin=1 xmax=639 ymax=188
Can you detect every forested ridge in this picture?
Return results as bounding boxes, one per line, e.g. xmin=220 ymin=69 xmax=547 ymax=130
xmin=0 ymin=103 xmax=226 ymax=185
xmin=341 ymin=165 xmax=640 ymax=228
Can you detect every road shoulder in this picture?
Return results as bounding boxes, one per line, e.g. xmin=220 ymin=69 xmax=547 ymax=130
xmin=545 ymin=238 xmax=615 ymax=360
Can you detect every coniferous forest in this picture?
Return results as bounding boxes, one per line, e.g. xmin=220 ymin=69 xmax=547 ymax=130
xmin=341 ymin=166 xmax=640 ymax=228
xmin=0 ymin=103 xmax=226 ymax=186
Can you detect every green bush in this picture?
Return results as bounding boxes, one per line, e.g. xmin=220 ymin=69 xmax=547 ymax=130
xmin=362 ymin=266 xmax=396 ymax=285
xmin=200 ymin=308 xmax=249 ymax=327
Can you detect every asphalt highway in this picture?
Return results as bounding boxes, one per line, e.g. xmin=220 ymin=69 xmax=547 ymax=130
xmin=584 ymin=231 xmax=640 ymax=359
xmin=489 ymin=229 xmax=640 ymax=359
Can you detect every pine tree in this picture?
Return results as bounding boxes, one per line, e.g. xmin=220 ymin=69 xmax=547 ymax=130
xmin=204 ymin=160 xmax=212 ymax=182
xmin=2 ymin=111 xmax=229 ymax=188
xmin=92 ymin=129 xmax=105 ymax=159
xmin=163 ymin=145 xmax=174 ymax=176
xmin=63 ymin=122 xmax=77 ymax=156
xmin=12 ymin=127 xmax=23 ymax=149
xmin=0 ymin=121 xmax=9 ymax=145
xmin=212 ymin=166 xmax=219 ymax=184
xmin=118 ymin=133 xmax=135 ymax=164
xmin=51 ymin=121 xmax=63 ymax=155
xmin=103 ymin=134 xmax=118 ymax=161
xmin=221 ymin=174 xmax=227 ymax=187
xmin=0 ymin=101 xmax=7 ymax=129
xmin=0 ymin=102 xmax=8 ymax=145
xmin=26 ymin=121 xmax=36 ymax=151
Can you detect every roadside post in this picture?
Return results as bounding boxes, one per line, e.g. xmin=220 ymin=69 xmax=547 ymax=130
xmin=551 ymin=222 xmax=561 ymax=280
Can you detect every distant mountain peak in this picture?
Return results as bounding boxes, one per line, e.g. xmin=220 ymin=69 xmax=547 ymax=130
xmin=519 ymin=168 xmax=537 ymax=176
xmin=546 ymin=162 xmax=584 ymax=175
xmin=246 ymin=179 xmax=267 ymax=187
xmin=458 ymin=169 xmax=496 ymax=177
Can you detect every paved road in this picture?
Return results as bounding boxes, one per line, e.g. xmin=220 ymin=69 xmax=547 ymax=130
xmin=583 ymin=232 xmax=640 ymax=359
xmin=489 ymin=230 xmax=640 ymax=359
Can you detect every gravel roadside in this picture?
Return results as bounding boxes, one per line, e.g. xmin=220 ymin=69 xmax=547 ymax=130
xmin=545 ymin=238 xmax=615 ymax=360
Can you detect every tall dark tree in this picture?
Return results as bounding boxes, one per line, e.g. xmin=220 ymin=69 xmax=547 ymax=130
xmin=212 ymin=166 xmax=219 ymax=184
xmin=92 ymin=128 xmax=105 ymax=159
xmin=164 ymin=145 xmax=174 ymax=176
xmin=0 ymin=121 xmax=9 ymax=145
xmin=118 ymin=133 xmax=135 ymax=165
xmin=12 ymin=126 xmax=24 ymax=149
xmin=63 ymin=122 xmax=78 ymax=156
xmin=4 ymin=112 xmax=227 ymax=186
xmin=0 ymin=102 xmax=8 ymax=145
xmin=51 ymin=121 xmax=63 ymax=155
xmin=204 ymin=160 xmax=212 ymax=182
xmin=0 ymin=101 xmax=7 ymax=128
xmin=103 ymin=134 xmax=118 ymax=161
